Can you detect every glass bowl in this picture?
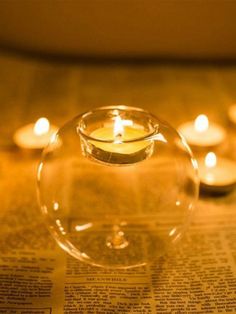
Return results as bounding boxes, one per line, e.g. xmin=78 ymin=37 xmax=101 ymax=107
xmin=37 ymin=106 xmax=199 ymax=268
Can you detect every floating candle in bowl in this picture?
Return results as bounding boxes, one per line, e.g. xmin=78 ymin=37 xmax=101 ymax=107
xmin=14 ymin=117 xmax=58 ymax=149
xmin=198 ymin=152 xmax=236 ymax=193
xmin=80 ymin=110 xmax=155 ymax=164
xmin=178 ymin=114 xmax=226 ymax=148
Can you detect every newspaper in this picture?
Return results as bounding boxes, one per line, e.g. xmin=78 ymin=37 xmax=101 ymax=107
xmin=0 ymin=151 xmax=236 ymax=314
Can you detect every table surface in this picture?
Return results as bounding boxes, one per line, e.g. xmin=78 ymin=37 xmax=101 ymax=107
xmin=0 ymin=51 xmax=236 ymax=313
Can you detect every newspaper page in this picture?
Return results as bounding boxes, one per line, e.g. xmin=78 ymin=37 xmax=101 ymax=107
xmin=0 ymin=151 xmax=236 ymax=314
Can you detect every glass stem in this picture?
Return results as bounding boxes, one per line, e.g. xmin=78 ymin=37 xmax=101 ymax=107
xmin=106 ymin=224 xmax=129 ymax=249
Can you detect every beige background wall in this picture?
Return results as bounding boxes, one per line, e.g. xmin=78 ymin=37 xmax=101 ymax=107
xmin=0 ymin=1 xmax=236 ymax=59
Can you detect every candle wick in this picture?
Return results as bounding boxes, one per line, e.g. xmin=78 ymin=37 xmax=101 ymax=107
xmin=114 ymin=133 xmax=123 ymax=144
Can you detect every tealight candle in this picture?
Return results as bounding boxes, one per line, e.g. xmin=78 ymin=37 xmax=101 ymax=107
xmin=80 ymin=112 xmax=155 ymax=164
xmin=178 ymin=114 xmax=226 ymax=147
xmin=228 ymin=104 xmax=236 ymax=125
xmin=198 ymin=152 xmax=236 ymax=193
xmin=14 ymin=117 xmax=58 ymax=149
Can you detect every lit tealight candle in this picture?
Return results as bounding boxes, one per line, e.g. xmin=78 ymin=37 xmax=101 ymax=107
xmin=14 ymin=117 xmax=58 ymax=149
xmin=228 ymin=104 xmax=236 ymax=125
xmin=198 ymin=152 xmax=236 ymax=193
xmin=82 ymin=113 xmax=154 ymax=164
xmin=178 ymin=114 xmax=226 ymax=147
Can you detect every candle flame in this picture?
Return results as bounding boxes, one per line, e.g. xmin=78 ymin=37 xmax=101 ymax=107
xmin=34 ymin=117 xmax=50 ymax=136
xmin=194 ymin=114 xmax=209 ymax=133
xmin=114 ymin=115 xmax=124 ymax=138
xmin=205 ymin=152 xmax=217 ymax=168
xmin=113 ymin=115 xmax=134 ymax=142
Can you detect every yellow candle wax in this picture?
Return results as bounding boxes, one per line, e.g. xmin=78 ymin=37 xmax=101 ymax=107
xmin=90 ymin=126 xmax=150 ymax=154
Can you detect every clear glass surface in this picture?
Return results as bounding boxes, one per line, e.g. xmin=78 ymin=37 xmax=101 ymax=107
xmin=37 ymin=106 xmax=199 ymax=268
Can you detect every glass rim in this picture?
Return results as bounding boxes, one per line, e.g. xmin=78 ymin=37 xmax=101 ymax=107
xmin=77 ymin=105 xmax=159 ymax=144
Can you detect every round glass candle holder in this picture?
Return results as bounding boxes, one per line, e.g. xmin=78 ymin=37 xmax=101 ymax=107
xmin=37 ymin=106 xmax=199 ymax=268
